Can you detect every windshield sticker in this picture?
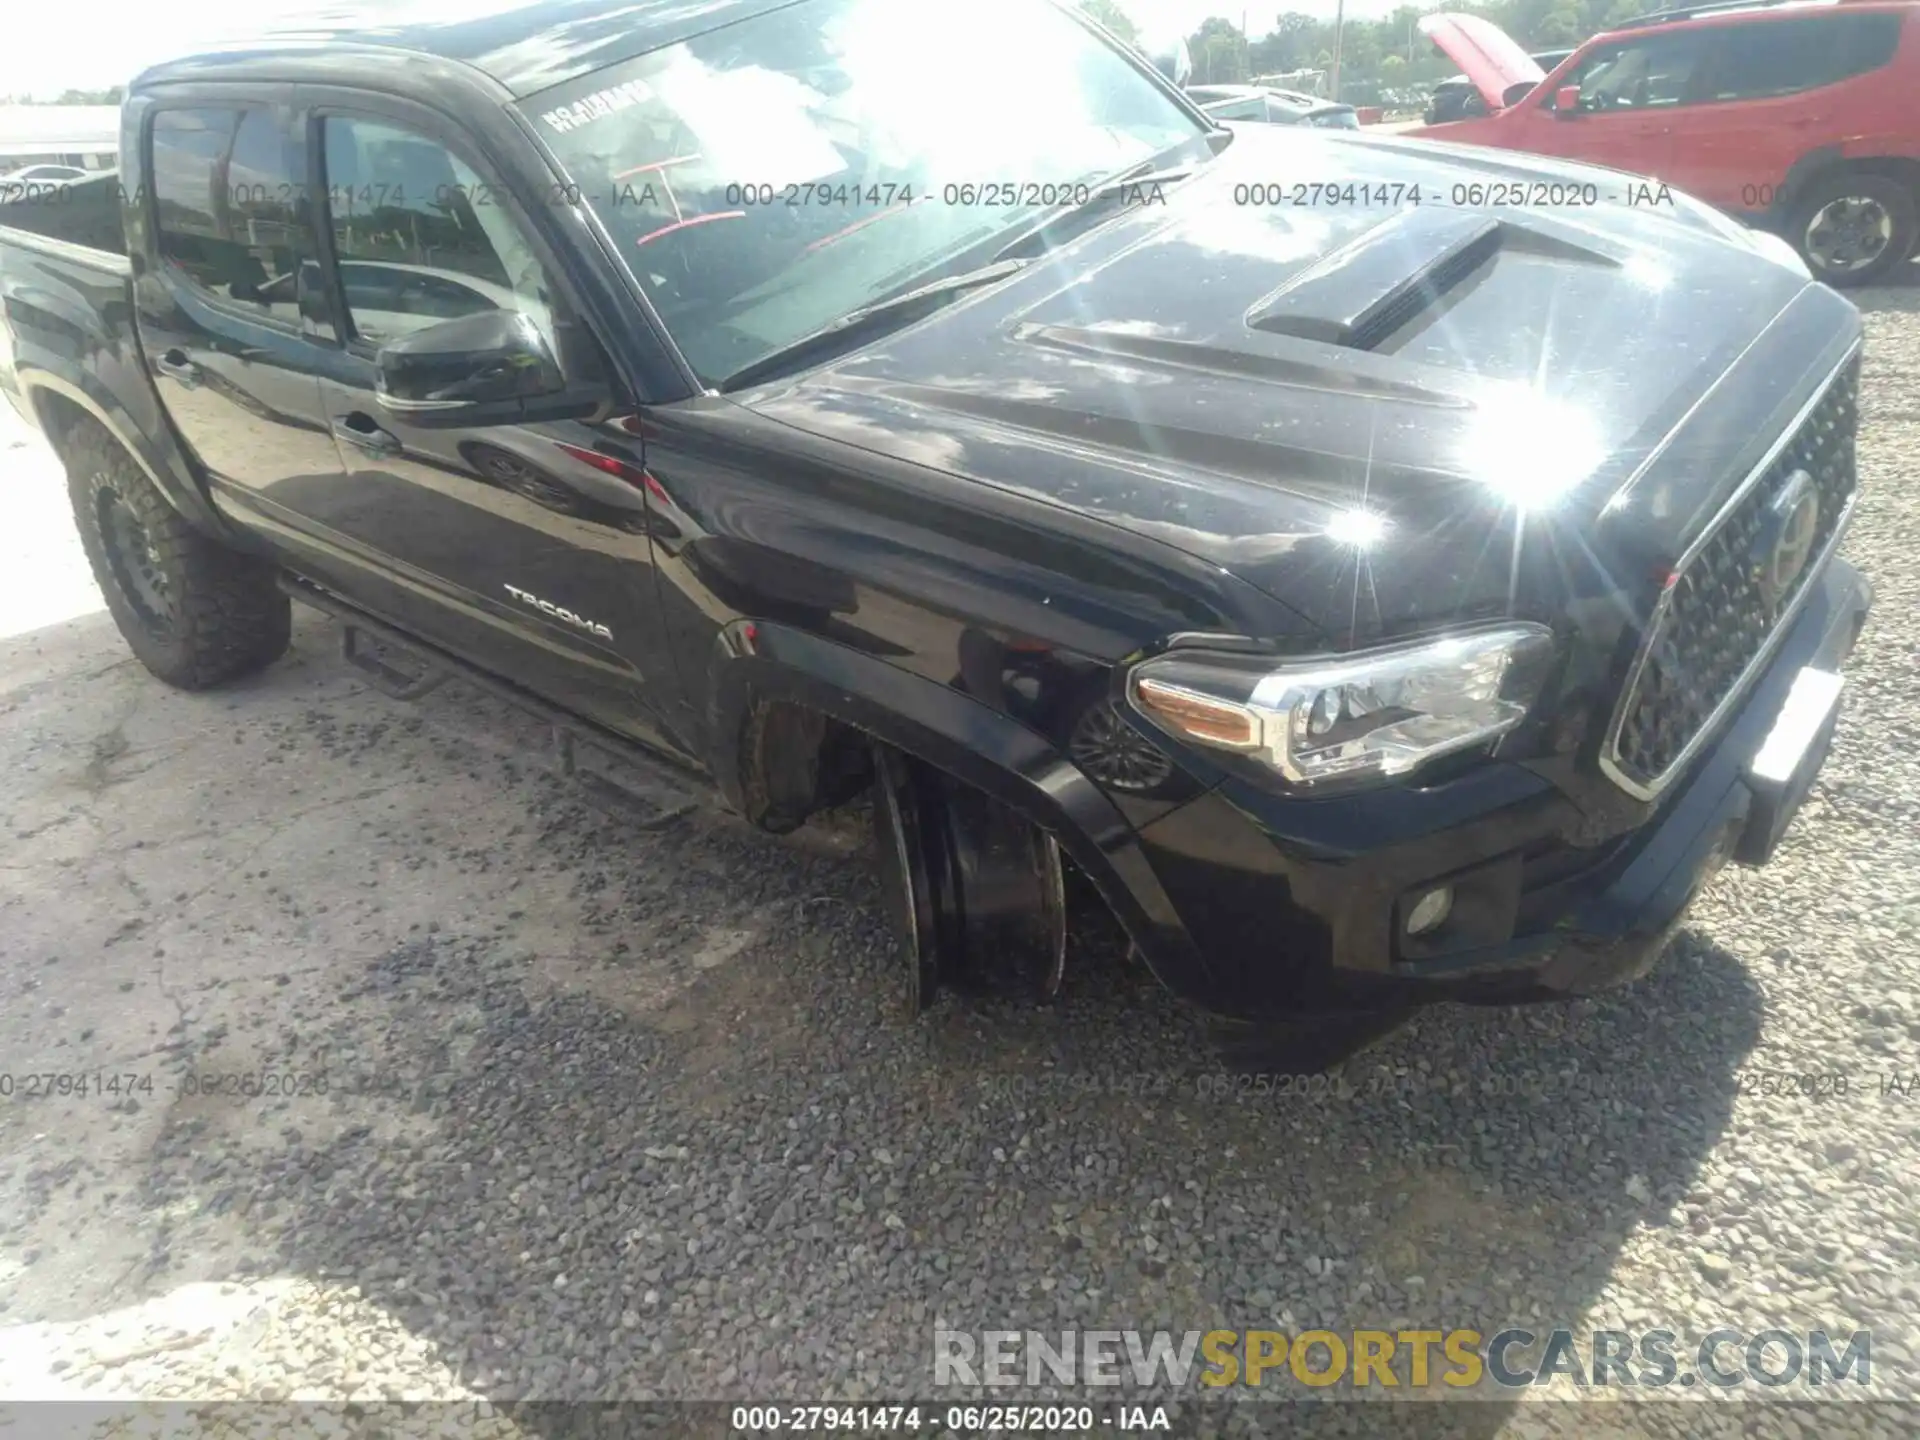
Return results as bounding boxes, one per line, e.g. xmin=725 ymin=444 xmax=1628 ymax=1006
xmin=540 ymin=80 xmax=656 ymax=134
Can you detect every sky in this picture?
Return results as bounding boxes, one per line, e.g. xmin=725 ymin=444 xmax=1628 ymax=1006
xmin=0 ymin=0 xmax=1417 ymax=99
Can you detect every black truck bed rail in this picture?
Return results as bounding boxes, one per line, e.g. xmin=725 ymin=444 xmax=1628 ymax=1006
xmin=0 ymin=171 xmax=128 ymax=258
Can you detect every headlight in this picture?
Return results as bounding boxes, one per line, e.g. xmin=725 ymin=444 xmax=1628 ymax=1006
xmin=1126 ymin=625 xmax=1555 ymax=791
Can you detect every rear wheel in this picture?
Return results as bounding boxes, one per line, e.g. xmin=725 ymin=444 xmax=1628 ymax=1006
xmin=1789 ymin=171 xmax=1917 ymax=287
xmin=64 ymin=422 xmax=290 ymax=689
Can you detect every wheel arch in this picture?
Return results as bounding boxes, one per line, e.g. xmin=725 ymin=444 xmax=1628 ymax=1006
xmin=22 ymin=373 xmax=230 ymax=537
xmin=1777 ymin=149 xmax=1920 ymax=220
xmin=703 ymin=617 xmax=1215 ymax=1004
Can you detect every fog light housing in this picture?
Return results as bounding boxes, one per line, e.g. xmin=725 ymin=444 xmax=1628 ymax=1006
xmin=1406 ymin=885 xmax=1454 ymax=936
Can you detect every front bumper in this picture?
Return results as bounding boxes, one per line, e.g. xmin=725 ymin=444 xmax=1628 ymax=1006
xmin=1127 ymin=555 xmax=1872 ymax=1020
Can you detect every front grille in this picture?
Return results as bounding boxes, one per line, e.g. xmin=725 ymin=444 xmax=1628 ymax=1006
xmin=1608 ymin=354 xmax=1860 ymax=793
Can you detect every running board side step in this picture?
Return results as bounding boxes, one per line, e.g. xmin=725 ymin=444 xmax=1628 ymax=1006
xmin=341 ymin=622 xmax=449 ymax=700
xmin=552 ymin=725 xmax=697 ymax=831
xmin=281 ymin=575 xmax=700 ymax=831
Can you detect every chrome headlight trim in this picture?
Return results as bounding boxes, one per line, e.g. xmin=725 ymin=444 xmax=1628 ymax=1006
xmin=1127 ymin=623 xmax=1556 ymax=791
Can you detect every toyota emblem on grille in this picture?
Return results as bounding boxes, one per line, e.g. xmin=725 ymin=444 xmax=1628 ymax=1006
xmin=1752 ymin=469 xmax=1820 ymax=611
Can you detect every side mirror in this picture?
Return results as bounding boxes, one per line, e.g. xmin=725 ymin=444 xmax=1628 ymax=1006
xmin=375 ymin=309 xmax=599 ymax=428
xmin=1553 ymin=86 xmax=1583 ymax=114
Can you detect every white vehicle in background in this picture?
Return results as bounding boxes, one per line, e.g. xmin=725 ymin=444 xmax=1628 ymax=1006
xmin=0 ymin=164 xmax=89 ymax=185
xmin=1187 ymin=84 xmax=1363 ymax=129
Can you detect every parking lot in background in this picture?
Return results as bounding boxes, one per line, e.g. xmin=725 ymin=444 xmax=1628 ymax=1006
xmin=1 ymin=269 xmax=1917 ymax=1436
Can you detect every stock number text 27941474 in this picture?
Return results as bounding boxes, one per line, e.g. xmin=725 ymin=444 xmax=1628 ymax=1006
xmin=1232 ymin=181 xmax=1426 ymax=208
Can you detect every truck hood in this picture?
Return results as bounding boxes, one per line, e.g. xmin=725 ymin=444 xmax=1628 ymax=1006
xmin=1418 ymin=13 xmax=1544 ymax=112
xmin=745 ymin=124 xmax=1857 ymax=646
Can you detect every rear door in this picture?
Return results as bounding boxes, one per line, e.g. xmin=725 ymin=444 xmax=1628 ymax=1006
xmin=1672 ymin=12 xmax=1909 ymax=212
xmin=135 ymin=100 xmax=342 ymax=505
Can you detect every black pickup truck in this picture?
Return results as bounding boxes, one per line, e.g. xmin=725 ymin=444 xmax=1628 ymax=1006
xmin=0 ymin=0 xmax=1873 ymax=1051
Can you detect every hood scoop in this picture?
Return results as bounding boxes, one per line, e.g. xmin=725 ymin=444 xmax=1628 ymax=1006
xmin=1247 ymin=207 xmax=1604 ymax=353
xmin=1011 ymin=324 xmax=1472 ymax=409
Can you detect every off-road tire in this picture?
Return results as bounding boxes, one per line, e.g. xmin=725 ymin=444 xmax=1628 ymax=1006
xmin=1788 ymin=171 xmax=1918 ymax=288
xmin=64 ymin=421 xmax=290 ymax=688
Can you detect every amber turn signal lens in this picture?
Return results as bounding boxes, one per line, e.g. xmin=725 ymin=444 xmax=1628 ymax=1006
xmin=1133 ymin=678 xmax=1257 ymax=748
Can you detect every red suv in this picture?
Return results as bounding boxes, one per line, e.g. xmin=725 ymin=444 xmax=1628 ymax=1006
xmin=1414 ymin=1 xmax=1920 ymax=285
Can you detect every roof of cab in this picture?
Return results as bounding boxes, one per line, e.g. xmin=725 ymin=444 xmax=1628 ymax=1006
xmin=132 ymin=0 xmax=799 ymax=101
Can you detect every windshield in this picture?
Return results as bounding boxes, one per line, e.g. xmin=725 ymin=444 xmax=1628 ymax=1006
xmin=525 ymin=0 xmax=1206 ymax=386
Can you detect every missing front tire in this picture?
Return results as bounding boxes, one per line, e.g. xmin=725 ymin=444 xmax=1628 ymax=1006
xmin=869 ymin=744 xmax=1068 ymax=1019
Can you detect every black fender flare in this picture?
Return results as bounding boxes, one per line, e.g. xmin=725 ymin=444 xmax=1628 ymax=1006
xmin=703 ymin=618 xmax=1217 ymax=1006
xmin=21 ymin=368 xmax=230 ymax=539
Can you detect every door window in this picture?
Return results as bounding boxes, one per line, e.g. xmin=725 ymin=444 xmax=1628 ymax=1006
xmin=318 ymin=117 xmax=555 ymax=349
xmin=1707 ymin=15 xmax=1904 ymax=101
xmin=150 ymin=107 xmax=302 ymax=326
xmin=1564 ymin=34 xmax=1708 ymax=111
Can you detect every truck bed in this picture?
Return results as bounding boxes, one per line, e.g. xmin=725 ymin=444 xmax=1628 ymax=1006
xmin=0 ymin=171 xmax=126 ymax=256
xmin=0 ymin=207 xmax=226 ymax=537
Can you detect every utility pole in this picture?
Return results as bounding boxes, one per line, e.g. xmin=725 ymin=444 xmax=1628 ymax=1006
xmin=1331 ymin=0 xmax=1346 ymax=101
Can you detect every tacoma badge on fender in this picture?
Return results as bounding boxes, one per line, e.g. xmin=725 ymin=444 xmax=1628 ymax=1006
xmin=504 ymin=584 xmax=614 ymax=641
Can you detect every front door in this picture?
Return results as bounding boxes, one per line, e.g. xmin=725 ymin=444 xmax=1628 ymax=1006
xmin=1521 ymin=30 xmax=1711 ymax=181
xmin=285 ymin=101 xmax=686 ymax=750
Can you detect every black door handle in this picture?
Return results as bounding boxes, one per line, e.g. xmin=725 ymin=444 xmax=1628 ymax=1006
xmin=154 ymin=349 xmax=201 ymax=388
xmin=331 ymin=414 xmax=402 ymax=458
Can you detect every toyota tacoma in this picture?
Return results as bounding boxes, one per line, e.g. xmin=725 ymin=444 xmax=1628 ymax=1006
xmin=0 ymin=0 xmax=1874 ymax=1054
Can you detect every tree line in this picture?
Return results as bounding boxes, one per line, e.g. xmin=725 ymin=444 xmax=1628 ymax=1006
xmin=1 ymin=89 xmax=126 ymax=105
xmin=1080 ymin=0 xmax=1662 ymax=104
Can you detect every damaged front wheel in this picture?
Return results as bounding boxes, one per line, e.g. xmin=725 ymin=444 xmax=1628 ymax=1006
xmin=869 ymin=745 xmax=1067 ymax=1019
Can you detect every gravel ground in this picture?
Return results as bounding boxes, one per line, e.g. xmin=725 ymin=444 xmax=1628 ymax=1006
xmin=0 ymin=273 xmax=1917 ymax=1440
